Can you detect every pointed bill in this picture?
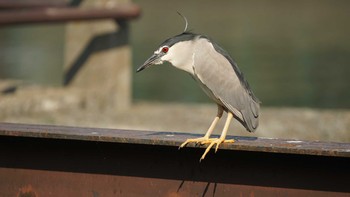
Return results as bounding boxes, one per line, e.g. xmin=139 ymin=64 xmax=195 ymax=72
xmin=136 ymin=53 xmax=162 ymax=73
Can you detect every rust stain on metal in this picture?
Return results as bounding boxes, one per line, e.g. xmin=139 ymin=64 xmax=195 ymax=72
xmin=17 ymin=185 xmax=38 ymax=197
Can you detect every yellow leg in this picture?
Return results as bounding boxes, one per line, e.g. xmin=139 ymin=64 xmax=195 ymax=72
xmin=200 ymin=112 xmax=235 ymax=161
xmin=178 ymin=106 xmax=223 ymax=149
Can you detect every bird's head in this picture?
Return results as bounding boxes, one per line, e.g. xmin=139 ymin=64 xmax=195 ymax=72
xmin=136 ymin=44 xmax=171 ymax=73
xmin=137 ymin=13 xmax=198 ymax=74
xmin=136 ymin=32 xmax=198 ymax=74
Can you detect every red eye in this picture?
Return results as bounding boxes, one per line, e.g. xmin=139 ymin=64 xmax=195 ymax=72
xmin=162 ymin=47 xmax=169 ymax=53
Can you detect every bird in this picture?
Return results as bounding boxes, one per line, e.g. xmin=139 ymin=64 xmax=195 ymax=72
xmin=136 ymin=15 xmax=260 ymax=161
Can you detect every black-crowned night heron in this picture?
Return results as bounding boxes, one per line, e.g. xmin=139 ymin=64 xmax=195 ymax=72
xmin=137 ymin=16 xmax=260 ymax=161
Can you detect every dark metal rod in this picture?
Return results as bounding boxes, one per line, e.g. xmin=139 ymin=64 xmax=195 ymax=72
xmin=0 ymin=0 xmax=67 ymax=9
xmin=0 ymin=5 xmax=141 ymax=26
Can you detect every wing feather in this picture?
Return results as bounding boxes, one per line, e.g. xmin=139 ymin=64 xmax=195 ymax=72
xmin=193 ymin=37 xmax=260 ymax=132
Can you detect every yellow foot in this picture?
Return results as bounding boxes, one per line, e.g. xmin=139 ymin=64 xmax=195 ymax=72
xmin=178 ymin=137 xmax=234 ymax=161
xmin=178 ymin=137 xmax=209 ymax=149
xmin=200 ymin=138 xmax=234 ymax=162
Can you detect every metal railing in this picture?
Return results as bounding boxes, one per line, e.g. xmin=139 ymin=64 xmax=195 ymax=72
xmin=0 ymin=1 xmax=140 ymax=26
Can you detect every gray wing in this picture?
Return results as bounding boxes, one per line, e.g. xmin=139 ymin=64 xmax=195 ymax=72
xmin=192 ymin=37 xmax=260 ymax=132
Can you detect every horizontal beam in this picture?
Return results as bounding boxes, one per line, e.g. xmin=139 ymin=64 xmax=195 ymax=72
xmin=0 ymin=122 xmax=349 ymax=196
xmin=0 ymin=123 xmax=349 ymax=157
xmin=0 ymin=4 xmax=141 ymax=26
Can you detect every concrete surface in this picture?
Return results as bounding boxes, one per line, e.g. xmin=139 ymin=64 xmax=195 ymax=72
xmin=64 ymin=0 xmax=132 ymax=111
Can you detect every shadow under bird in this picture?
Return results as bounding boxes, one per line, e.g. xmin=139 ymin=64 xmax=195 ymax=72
xmin=137 ymin=15 xmax=260 ymax=161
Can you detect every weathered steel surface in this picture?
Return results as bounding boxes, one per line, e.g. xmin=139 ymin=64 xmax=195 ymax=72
xmin=0 ymin=4 xmax=141 ymax=26
xmin=0 ymin=122 xmax=349 ymax=196
xmin=0 ymin=122 xmax=349 ymax=157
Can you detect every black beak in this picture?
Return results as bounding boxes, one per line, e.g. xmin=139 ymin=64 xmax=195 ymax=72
xmin=136 ymin=53 xmax=160 ymax=73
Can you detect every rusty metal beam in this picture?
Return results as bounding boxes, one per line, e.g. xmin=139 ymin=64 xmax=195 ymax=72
xmin=0 ymin=4 xmax=141 ymax=26
xmin=0 ymin=122 xmax=349 ymax=196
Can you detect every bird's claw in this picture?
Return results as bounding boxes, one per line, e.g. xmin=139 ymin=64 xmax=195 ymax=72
xmin=178 ymin=137 xmax=209 ymax=149
xmin=200 ymin=138 xmax=223 ymax=161
xmin=179 ymin=137 xmax=235 ymax=161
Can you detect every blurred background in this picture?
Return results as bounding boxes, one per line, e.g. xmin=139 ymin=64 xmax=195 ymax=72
xmin=0 ymin=0 xmax=349 ymax=142
xmin=132 ymin=0 xmax=350 ymax=108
